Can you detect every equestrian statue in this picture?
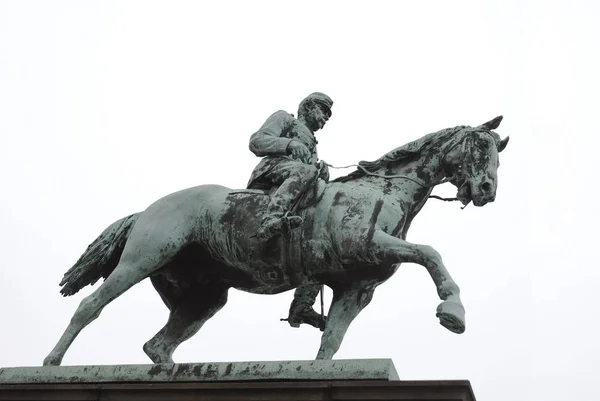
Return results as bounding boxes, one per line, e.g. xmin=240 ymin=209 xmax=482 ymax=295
xmin=43 ymin=93 xmax=509 ymax=365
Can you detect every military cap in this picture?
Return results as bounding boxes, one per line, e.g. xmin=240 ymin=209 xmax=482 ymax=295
xmin=299 ymin=92 xmax=333 ymax=117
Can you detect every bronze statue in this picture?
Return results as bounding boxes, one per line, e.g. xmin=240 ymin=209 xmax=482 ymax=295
xmin=43 ymin=112 xmax=509 ymax=366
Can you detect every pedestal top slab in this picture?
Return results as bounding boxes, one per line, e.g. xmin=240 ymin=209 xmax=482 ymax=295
xmin=0 ymin=359 xmax=399 ymax=384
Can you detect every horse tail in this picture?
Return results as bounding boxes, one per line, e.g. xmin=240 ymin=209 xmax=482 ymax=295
xmin=59 ymin=213 xmax=140 ymax=296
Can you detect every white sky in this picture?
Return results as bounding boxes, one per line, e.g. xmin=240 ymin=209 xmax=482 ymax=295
xmin=1 ymin=1 xmax=598 ymax=400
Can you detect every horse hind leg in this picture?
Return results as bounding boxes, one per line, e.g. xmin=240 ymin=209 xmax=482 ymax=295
xmin=43 ymin=259 xmax=154 ymax=366
xmin=43 ymin=230 xmax=188 ymax=366
xmin=143 ymin=275 xmax=229 ymax=363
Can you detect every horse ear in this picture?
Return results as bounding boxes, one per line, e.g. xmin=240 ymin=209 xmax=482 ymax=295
xmin=480 ymin=115 xmax=503 ymax=130
xmin=498 ymin=136 xmax=509 ymax=152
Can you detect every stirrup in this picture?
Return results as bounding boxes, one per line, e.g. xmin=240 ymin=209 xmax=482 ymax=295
xmin=282 ymin=212 xmax=303 ymax=228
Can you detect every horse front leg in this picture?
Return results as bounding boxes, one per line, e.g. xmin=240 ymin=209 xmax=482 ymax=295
xmin=316 ymin=281 xmax=377 ymax=359
xmin=373 ymin=230 xmax=465 ymax=334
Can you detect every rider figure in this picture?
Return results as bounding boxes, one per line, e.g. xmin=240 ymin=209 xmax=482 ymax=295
xmin=247 ymin=92 xmax=333 ymax=239
xmin=247 ymin=92 xmax=333 ymax=330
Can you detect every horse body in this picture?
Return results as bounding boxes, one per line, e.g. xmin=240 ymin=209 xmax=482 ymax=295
xmin=126 ymin=183 xmax=329 ymax=295
xmin=44 ymin=117 xmax=508 ymax=365
xmin=118 ymin=178 xmax=415 ymax=296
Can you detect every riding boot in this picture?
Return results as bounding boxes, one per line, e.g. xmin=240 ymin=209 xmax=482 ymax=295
xmin=283 ymin=285 xmax=326 ymax=331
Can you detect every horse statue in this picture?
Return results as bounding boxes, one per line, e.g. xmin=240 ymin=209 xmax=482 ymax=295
xmin=43 ymin=116 xmax=509 ymax=366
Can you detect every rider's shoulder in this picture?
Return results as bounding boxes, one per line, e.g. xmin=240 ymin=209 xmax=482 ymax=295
xmin=268 ymin=110 xmax=296 ymax=121
xmin=261 ymin=110 xmax=296 ymax=129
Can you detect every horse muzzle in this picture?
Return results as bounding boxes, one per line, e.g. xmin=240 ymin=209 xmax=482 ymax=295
xmin=457 ymin=181 xmax=496 ymax=207
xmin=471 ymin=184 xmax=496 ymax=207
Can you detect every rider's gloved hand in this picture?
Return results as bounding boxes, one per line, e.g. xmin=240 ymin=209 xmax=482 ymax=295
xmin=287 ymin=140 xmax=310 ymax=162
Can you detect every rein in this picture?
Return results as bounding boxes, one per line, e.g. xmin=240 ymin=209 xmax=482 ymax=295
xmin=325 ymin=162 xmax=462 ymax=205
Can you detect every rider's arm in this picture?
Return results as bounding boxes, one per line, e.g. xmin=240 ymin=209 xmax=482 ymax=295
xmin=249 ymin=111 xmax=295 ymax=157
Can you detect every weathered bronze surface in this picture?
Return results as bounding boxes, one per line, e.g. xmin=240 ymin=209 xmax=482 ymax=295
xmin=43 ymin=102 xmax=508 ymax=366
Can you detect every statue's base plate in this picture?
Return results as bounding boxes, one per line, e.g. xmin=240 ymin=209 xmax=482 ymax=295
xmin=0 ymin=359 xmax=477 ymax=400
xmin=0 ymin=359 xmax=398 ymax=383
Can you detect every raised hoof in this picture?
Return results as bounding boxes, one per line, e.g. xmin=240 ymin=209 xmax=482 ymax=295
xmin=436 ymin=300 xmax=466 ymax=334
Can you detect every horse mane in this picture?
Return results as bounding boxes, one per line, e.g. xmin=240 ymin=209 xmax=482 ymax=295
xmin=333 ymin=125 xmax=469 ymax=183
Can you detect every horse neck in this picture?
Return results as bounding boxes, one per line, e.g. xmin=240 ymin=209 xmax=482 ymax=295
xmin=332 ymin=150 xmax=447 ymax=208
xmin=382 ymin=150 xmax=444 ymax=188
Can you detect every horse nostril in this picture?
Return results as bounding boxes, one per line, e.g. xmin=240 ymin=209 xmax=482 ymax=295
xmin=481 ymin=182 xmax=492 ymax=193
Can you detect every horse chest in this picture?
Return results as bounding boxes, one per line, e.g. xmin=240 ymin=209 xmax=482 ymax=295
xmin=378 ymin=205 xmax=411 ymax=238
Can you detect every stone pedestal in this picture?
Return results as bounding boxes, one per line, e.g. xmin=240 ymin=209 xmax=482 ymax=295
xmin=0 ymin=359 xmax=476 ymax=400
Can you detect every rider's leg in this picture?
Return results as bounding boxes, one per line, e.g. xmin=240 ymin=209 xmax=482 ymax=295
xmin=256 ymin=160 xmax=321 ymax=325
xmin=257 ymin=161 xmax=318 ymax=239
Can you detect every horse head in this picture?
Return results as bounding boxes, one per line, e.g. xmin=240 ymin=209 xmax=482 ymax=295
xmin=443 ymin=116 xmax=509 ymax=207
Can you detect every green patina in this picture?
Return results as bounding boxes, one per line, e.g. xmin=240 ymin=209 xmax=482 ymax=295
xmin=43 ymin=98 xmax=508 ymax=366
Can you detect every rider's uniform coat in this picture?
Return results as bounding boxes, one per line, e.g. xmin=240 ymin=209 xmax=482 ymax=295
xmin=247 ymin=110 xmax=322 ymax=216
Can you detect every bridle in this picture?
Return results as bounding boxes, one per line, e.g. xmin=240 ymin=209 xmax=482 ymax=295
xmin=327 ymin=129 xmax=499 ymax=209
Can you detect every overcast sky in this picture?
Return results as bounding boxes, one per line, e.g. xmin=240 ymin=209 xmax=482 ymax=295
xmin=1 ymin=1 xmax=598 ymax=400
